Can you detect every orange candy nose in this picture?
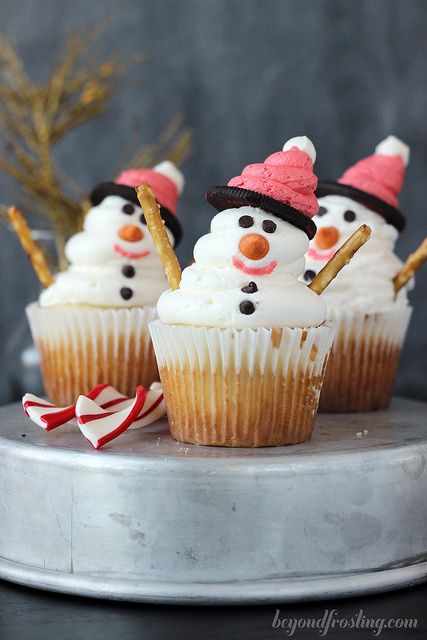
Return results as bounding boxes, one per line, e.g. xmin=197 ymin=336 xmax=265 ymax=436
xmin=315 ymin=226 xmax=340 ymax=250
xmin=239 ymin=233 xmax=270 ymax=261
xmin=118 ymin=225 xmax=144 ymax=243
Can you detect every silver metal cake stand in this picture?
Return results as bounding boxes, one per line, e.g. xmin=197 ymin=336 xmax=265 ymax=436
xmin=0 ymin=397 xmax=427 ymax=604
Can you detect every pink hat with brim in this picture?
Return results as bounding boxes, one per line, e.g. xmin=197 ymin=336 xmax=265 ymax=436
xmin=316 ymin=136 xmax=409 ymax=232
xmin=206 ymin=136 xmax=319 ymax=240
xmin=89 ymin=161 xmax=184 ymax=244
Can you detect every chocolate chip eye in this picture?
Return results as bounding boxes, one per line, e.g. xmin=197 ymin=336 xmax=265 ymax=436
xmin=344 ymin=210 xmax=356 ymax=222
xmin=262 ymin=220 xmax=277 ymax=233
xmin=238 ymin=215 xmax=254 ymax=228
xmin=140 ymin=214 xmax=146 ymax=225
xmin=317 ymin=206 xmax=327 ymax=217
xmin=122 ymin=204 xmax=135 ymax=215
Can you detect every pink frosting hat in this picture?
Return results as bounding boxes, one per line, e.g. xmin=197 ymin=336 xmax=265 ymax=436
xmin=89 ymin=161 xmax=184 ymax=244
xmin=316 ymin=135 xmax=409 ymax=232
xmin=206 ymin=136 xmax=319 ymax=239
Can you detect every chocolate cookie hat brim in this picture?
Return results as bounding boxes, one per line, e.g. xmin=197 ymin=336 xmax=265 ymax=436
xmin=90 ymin=182 xmax=182 ymax=246
xmin=316 ymin=181 xmax=405 ymax=232
xmin=205 ymin=186 xmax=317 ymax=240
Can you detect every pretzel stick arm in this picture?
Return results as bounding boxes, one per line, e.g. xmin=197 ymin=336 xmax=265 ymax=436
xmin=393 ymin=237 xmax=427 ymax=294
xmin=308 ymin=224 xmax=372 ymax=296
xmin=7 ymin=206 xmax=54 ymax=288
xmin=135 ymin=184 xmax=182 ymax=290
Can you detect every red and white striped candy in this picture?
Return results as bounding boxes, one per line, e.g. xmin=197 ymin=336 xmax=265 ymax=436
xmin=76 ymin=385 xmax=147 ymax=449
xmin=130 ymin=382 xmax=165 ymax=429
xmin=78 ymin=383 xmax=165 ymax=431
xmin=22 ymin=395 xmax=75 ymax=431
xmin=23 ymin=383 xmax=166 ymax=448
xmin=22 ymin=384 xmax=124 ymax=431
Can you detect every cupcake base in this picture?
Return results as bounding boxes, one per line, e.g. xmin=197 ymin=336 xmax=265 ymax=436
xmin=160 ymin=363 xmax=323 ymax=447
xmin=318 ymin=307 xmax=412 ymax=413
xmin=27 ymin=303 xmax=159 ymax=406
xmin=150 ymin=321 xmax=335 ymax=447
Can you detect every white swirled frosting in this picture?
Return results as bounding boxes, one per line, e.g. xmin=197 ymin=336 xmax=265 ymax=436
xmin=157 ymin=207 xmax=326 ymax=329
xmin=40 ymin=195 xmax=172 ymax=308
xmin=303 ymin=195 xmax=410 ymax=314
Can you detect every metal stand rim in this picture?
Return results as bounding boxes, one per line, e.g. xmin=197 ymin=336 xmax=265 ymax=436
xmin=1 ymin=556 xmax=427 ymax=604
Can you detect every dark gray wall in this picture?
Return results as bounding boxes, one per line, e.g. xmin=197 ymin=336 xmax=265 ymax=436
xmin=0 ymin=0 xmax=426 ymax=402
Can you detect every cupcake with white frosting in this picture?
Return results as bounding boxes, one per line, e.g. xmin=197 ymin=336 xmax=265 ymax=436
xmin=149 ymin=137 xmax=335 ymax=447
xmin=303 ymin=136 xmax=412 ymax=412
xmin=27 ymin=162 xmax=183 ymax=405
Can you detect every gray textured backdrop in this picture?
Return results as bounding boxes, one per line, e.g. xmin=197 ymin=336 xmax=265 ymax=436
xmin=0 ymin=0 xmax=426 ymax=403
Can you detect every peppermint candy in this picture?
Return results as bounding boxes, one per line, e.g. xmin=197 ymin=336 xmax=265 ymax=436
xmin=22 ymin=383 xmax=165 ymax=449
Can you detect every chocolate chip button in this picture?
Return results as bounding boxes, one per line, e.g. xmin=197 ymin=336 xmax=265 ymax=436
xmin=122 ymin=265 xmax=135 ymax=278
xmin=120 ymin=287 xmax=133 ymax=300
xmin=241 ymin=281 xmax=258 ymax=294
xmin=303 ymin=269 xmax=316 ymax=282
xmin=239 ymin=300 xmax=256 ymax=315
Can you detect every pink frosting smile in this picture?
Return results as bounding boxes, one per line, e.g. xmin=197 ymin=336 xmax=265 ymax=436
xmin=114 ymin=244 xmax=151 ymax=260
xmin=307 ymin=246 xmax=336 ymax=262
xmin=232 ymin=255 xmax=277 ymax=275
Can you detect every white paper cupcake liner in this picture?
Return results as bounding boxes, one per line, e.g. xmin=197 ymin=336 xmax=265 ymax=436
xmin=27 ymin=303 xmax=159 ymax=405
xmin=319 ymin=306 xmax=412 ymax=413
xmin=149 ymin=320 xmax=335 ymax=447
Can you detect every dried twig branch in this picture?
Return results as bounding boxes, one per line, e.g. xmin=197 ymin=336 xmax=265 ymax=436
xmin=0 ymin=21 xmax=191 ymax=271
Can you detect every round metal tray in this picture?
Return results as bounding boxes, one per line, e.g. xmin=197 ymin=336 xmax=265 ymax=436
xmin=0 ymin=397 xmax=427 ymax=604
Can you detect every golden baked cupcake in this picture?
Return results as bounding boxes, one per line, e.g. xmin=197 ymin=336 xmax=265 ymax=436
xmin=149 ymin=137 xmax=336 ymax=447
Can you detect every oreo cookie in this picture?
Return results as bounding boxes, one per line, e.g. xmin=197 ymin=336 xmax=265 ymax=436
xmin=205 ymin=186 xmax=317 ymax=240
xmin=316 ymin=181 xmax=405 ymax=232
xmin=89 ymin=182 xmax=182 ymax=245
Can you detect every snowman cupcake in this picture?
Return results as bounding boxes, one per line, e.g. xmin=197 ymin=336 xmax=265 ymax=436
xmin=149 ymin=137 xmax=336 ymax=447
xmin=27 ymin=162 xmax=183 ymax=405
xmin=303 ymin=136 xmax=412 ymax=412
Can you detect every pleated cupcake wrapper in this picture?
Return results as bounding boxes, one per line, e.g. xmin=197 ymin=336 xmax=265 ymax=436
xmin=26 ymin=303 xmax=159 ymax=406
xmin=319 ymin=306 xmax=412 ymax=413
xmin=149 ymin=320 xmax=336 ymax=447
